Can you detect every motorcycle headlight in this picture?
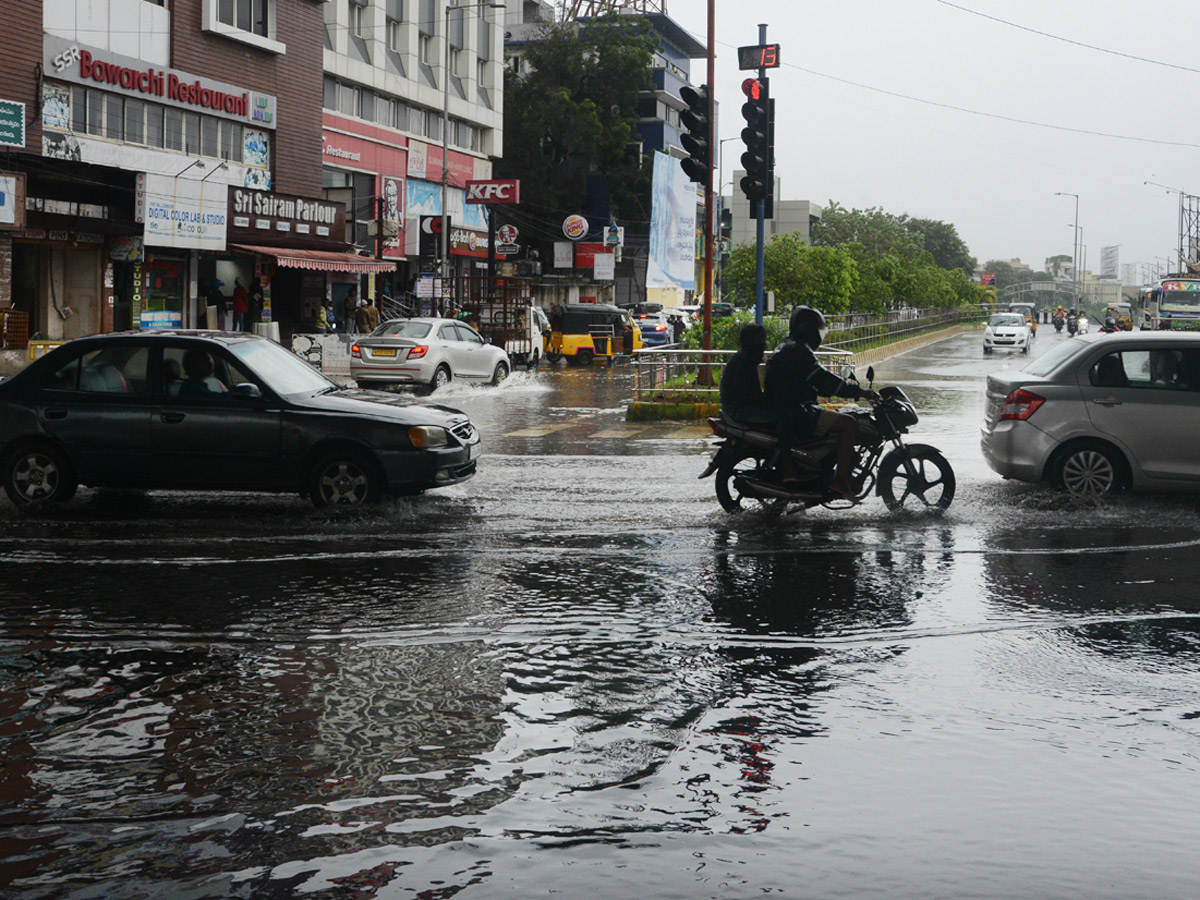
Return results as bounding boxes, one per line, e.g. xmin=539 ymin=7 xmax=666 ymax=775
xmin=408 ymin=426 xmax=449 ymax=449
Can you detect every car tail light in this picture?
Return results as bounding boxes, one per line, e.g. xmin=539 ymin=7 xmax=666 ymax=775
xmin=351 ymin=343 xmax=361 ymax=359
xmin=407 ymin=345 xmax=428 ymax=359
xmin=999 ymin=388 xmax=1045 ymax=421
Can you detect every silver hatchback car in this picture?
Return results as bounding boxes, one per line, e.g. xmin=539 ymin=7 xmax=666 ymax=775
xmin=982 ymin=332 xmax=1200 ymax=496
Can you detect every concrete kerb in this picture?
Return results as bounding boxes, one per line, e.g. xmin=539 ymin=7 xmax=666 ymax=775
xmin=625 ymin=324 xmax=969 ymax=422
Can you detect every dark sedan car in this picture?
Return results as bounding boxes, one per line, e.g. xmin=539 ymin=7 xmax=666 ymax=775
xmin=0 ymin=331 xmax=480 ymax=509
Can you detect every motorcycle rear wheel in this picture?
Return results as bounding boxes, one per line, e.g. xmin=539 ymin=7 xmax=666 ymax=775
xmin=878 ymin=445 xmax=955 ymax=512
xmin=715 ymin=450 xmax=782 ymax=513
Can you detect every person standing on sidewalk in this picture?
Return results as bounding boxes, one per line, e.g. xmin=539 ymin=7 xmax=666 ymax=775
xmin=232 ymin=278 xmax=249 ymax=332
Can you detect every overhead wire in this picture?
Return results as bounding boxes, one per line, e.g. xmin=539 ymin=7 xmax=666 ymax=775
xmin=933 ymin=0 xmax=1200 ymax=76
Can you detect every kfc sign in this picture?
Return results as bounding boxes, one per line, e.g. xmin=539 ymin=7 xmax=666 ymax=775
xmin=465 ymin=179 xmax=520 ymax=204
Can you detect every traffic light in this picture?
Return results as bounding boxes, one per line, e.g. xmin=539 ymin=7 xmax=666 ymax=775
xmin=719 ymin=207 xmax=732 ymax=242
xmin=739 ymin=77 xmax=774 ymax=218
xmin=679 ymin=83 xmax=711 ymax=185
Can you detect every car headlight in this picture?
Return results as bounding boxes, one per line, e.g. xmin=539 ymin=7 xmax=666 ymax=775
xmin=408 ymin=426 xmax=449 ymax=449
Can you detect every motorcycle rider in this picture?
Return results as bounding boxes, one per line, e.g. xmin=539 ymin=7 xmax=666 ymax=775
xmin=719 ymin=324 xmax=772 ymax=425
xmin=765 ymin=306 xmax=879 ymax=500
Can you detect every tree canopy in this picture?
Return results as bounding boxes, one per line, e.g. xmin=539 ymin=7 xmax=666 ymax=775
xmin=723 ymin=235 xmax=859 ymax=314
xmin=497 ymin=17 xmax=658 ymax=233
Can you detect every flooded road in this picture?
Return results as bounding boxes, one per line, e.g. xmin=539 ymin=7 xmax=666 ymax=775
xmin=4 ymin=330 xmax=1200 ymax=898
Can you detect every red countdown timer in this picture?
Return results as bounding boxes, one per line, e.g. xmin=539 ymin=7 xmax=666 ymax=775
xmin=737 ymin=43 xmax=780 ymax=71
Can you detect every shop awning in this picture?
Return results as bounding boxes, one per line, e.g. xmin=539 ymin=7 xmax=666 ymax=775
xmin=230 ymin=244 xmax=398 ymax=273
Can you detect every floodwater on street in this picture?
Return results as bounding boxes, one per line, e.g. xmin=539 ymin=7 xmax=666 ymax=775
xmin=4 ymin=328 xmax=1200 ymax=898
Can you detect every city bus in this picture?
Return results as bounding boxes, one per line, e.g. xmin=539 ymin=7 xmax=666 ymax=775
xmin=1143 ymin=276 xmax=1200 ymax=330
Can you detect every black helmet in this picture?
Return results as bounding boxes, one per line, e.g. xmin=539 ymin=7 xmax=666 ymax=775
xmin=789 ymin=305 xmax=827 ymax=348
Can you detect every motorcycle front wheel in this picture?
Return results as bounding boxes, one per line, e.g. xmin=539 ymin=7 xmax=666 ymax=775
xmin=715 ymin=449 xmax=779 ymax=513
xmin=878 ymin=445 xmax=955 ymax=512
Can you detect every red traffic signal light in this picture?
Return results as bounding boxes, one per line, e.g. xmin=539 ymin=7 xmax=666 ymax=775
xmin=741 ymin=78 xmax=762 ymax=101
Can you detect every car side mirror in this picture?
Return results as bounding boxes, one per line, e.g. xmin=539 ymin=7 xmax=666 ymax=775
xmin=231 ymin=382 xmax=263 ymax=400
xmin=866 ymin=366 xmax=875 ymax=387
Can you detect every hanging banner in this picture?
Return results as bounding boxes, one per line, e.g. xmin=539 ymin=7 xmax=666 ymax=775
xmin=647 ymin=152 xmax=696 ymax=290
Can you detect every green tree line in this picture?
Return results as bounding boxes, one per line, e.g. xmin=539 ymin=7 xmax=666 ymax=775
xmin=722 ymin=203 xmax=986 ymax=315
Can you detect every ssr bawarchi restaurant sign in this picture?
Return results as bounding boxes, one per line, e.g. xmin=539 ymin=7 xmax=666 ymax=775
xmin=227 ymin=188 xmax=345 ymax=246
xmin=44 ymin=35 xmax=277 ymax=128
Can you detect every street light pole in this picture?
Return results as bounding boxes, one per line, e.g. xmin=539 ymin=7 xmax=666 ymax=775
xmin=1055 ymin=191 xmax=1079 ymax=299
xmin=441 ymin=2 xmax=503 ymax=312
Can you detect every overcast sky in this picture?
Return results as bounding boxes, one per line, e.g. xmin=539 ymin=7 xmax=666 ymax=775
xmin=665 ymin=0 xmax=1198 ymax=282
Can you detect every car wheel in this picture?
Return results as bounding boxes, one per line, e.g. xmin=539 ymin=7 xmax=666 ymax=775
xmin=429 ymin=364 xmax=451 ymax=392
xmin=527 ymin=350 xmax=540 ymax=370
xmin=576 ymin=349 xmax=594 ymax=367
xmin=545 ymin=351 xmax=561 ymax=364
xmin=3 ymin=443 xmax=78 ymax=508
xmin=1022 ymin=343 xmax=1029 ymax=354
xmin=1052 ymin=441 xmax=1126 ymax=498
xmin=492 ymin=360 xmax=510 ymax=385
xmin=308 ymin=450 xmax=383 ymax=508
xmin=983 ymin=346 xmax=992 ymax=354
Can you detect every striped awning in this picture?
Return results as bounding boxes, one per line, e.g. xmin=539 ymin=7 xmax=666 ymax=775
xmin=230 ymin=244 xmax=398 ymax=273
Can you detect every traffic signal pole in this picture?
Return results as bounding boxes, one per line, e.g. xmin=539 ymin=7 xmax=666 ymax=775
xmin=704 ymin=0 xmax=715 ymax=355
xmin=754 ymin=23 xmax=767 ymax=327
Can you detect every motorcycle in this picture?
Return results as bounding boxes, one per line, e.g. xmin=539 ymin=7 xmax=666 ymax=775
xmin=1077 ymin=314 xmax=1090 ymax=335
xmin=1100 ymin=316 xmax=1120 ymax=334
xmin=700 ymin=367 xmax=955 ymax=514
xmin=1052 ymin=313 xmax=1065 ymax=333
xmin=1067 ymin=315 xmax=1079 ymax=336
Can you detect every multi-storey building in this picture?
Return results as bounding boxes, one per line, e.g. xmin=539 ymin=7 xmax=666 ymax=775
xmin=0 ymin=0 xmax=397 ymax=348
xmin=320 ymin=0 xmax=505 ymax=307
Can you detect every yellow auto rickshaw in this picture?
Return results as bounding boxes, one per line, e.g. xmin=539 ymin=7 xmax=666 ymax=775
xmin=544 ymin=303 xmax=643 ymax=366
xmin=1008 ymin=302 xmax=1038 ymax=336
xmin=1106 ymin=302 xmax=1133 ymax=331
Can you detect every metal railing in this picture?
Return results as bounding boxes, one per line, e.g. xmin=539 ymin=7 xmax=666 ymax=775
xmin=821 ymin=307 xmax=975 ymax=353
xmin=632 ymin=347 xmax=853 ymax=402
xmin=631 ymin=307 xmax=978 ymax=402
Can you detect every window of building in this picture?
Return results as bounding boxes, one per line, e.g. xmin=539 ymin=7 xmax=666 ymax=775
xmin=419 ymin=33 xmax=432 ymax=64
xmin=105 ymin=95 xmax=124 ymax=140
xmin=410 ymin=106 xmax=426 ymax=135
xmin=183 ymin=112 xmax=200 ymax=155
xmin=426 ymin=113 xmax=440 ymax=141
xmin=201 ymin=116 xmax=219 ymax=158
xmin=71 ymin=86 xmax=87 ymax=133
xmin=87 ymin=91 xmax=104 ymax=137
xmin=337 ymin=83 xmax=360 ymax=117
xmin=349 ymin=0 xmax=366 ymax=36
xmin=164 ymin=107 xmax=184 ymax=151
xmin=124 ymin=99 xmax=144 ymax=144
xmin=386 ymin=18 xmax=402 ymax=50
xmin=376 ymin=97 xmax=392 ymax=127
xmin=449 ymin=47 xmax=461 ymax=78
xmin=146 ymin=105 xmax=164 ymax=148
xmin=221 ymin=121 xmax=243 ymax=162
xmin=392 ymin=100 xmax=408 ymax=131
xmin=218 ymin=0 xmax=268 ymax=37
xmin=323 ymin=75 xmax=338 ymax=110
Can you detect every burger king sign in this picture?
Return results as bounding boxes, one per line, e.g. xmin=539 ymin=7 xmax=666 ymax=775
xmin=562 ymin=214 xmax=588 ymax=241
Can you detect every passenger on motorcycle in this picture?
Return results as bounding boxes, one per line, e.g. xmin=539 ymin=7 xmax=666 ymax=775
xmin=719 ymin=324 xmax=773 ymax=425
xmin=765 ymin=306 xmax=879 ymax=500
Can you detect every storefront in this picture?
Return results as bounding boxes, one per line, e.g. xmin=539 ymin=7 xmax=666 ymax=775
xmin=321 ymin=112 xmax=494 ymax=301
xmin=223 ymin=182 xmax=391 ymax=340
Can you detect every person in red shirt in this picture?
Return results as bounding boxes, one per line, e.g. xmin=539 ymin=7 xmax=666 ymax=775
xmin=232 ymin=278 xmax=249 ymax=331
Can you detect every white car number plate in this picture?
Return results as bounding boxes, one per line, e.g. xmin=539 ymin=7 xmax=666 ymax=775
xmin=468 ymin=442 xmax=481 ymax=460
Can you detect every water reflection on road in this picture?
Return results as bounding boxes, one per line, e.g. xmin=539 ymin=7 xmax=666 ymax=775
xmin=4 ymin=332 xmax=1200 ymax=898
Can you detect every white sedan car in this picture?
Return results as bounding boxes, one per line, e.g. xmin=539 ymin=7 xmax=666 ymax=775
xmin=983 ymin=313 xmax=1032 ymax=354
xmin=351 ymin=317 xmax=511 ymax=392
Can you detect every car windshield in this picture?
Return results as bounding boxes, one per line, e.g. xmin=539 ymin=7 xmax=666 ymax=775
xmin=1021 ymin=338 xmax=1092 ymax=377
xmin=990 ymin=314 xmax=1025 ymax=327
xmin=373 ymin=320 xmax=432 ymax=338
xmin=229 ymin=339 xmax=336 ymax=395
